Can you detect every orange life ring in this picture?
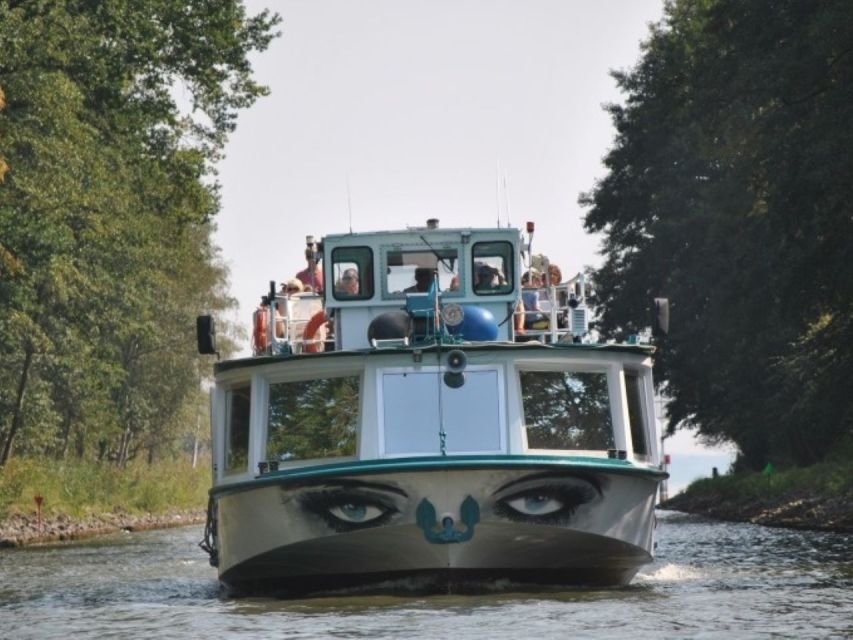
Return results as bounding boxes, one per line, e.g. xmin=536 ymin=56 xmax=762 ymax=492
xmin=252 ymin=306 xmax=269 ymax=354
xmin=302 ymin=310 xmax=328 ymax=353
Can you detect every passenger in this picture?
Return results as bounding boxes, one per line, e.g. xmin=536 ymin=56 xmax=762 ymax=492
xmin=548 ymin=263 xmax=563 ymax=287
xmin=543 ymin=263 xmax=568 ymax=328
xmin=448 ymin=274 xmax=461 ymax=291
xmin=474 ymin=263 xmax=505 ymax=291
xmin=405 ymin=267 xmax=434 ymax=293
xmin=295 ymin=250 xmax=324 ymax=294
xmin=521 ymin=270 xmax=548 ymax=330
xmin=335 ymin=268 xmax=360 ymax=296
xmin=282 ymin=278 xmax=304 ymax=297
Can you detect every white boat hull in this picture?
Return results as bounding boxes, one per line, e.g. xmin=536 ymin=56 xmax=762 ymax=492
xmin=214 ymin=465 xmax=659 ymax=595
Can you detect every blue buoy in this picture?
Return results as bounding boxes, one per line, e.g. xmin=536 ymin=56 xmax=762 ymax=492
xmin=447 ymin=305 xmax=499 ymax=341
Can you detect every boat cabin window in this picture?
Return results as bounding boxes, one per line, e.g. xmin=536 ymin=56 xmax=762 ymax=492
xmin=224 ymin=384 xmax=251 ymax=475
xmin=381 ymin=369 xmax=502 ymax=455
xmin=625 ymin=371 xmax=649 ymax=457
xmin=267 ymin=375 xmax=360 ymax=461
xmin=472 ymin=241 xmax=514 ymax=295
xmin=331 ymin=246 xmax=374 ymax=301
xmin=520 ymin=370 xmax=615 ymax=451
xmin=385 ymin=248 xmax=459 ymax=297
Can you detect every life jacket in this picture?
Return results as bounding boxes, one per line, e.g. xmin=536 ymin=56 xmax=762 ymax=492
xmin=252 ymin=305 xmax=270 ymax=354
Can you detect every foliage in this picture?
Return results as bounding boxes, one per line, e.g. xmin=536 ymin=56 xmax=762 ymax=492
xmin=0 ymin=2 xmax=280 ymax=466
xmin=581 ymin=0 xmax=853 ymax=469
xmin=0 ymin=455 xmax=211 ymax=520
xmin=677 ymin=456 xmax=853 ymax=504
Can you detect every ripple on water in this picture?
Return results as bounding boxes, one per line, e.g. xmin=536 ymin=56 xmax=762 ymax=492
xmin=0 ymin=520 xmax=851 ymax=639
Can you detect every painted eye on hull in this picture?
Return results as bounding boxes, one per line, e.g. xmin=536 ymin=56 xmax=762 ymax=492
xmin=494 ymin=483 xmax=598 ymax=525
xmin=328 ymin=502 xmax=386 ymax=523
xmin=299 ymin=490 xmax=399 ymax=532
xmin=504 ymin=493 xmax=564 ymax=516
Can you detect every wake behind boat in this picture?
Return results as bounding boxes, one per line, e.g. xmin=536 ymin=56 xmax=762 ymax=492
xmin=196 ymin=220 xmax=667 ymax=596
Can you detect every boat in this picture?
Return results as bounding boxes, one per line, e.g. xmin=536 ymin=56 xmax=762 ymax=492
xmin=195 ymin=220 xmax=668 ymax=596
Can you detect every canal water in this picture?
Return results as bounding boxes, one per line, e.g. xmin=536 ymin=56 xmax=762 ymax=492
xmin=0 ymin=511 xmax=850 ymax=639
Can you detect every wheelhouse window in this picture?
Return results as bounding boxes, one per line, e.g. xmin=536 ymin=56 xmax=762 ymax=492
xmin=625 ymin=371 xmax=649 ymax=457
xmin=520 ymin=370 xmax=614 ymax=451
xmin=385 ymin=248 xmax=459 ymax=296
xmin=267 ymin=376 xmax=360 ymax=461
xmin=331 ymin=246 xmax=374 ymax=300
xmin=381 ymin=369 xmax=502 ymax=455
xmin=224 ymin=384 xmax=251 ymax=475
xmin=472 ymin=241 xmax=513 ymax=295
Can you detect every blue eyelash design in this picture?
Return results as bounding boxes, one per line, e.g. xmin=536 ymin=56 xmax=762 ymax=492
xmin=298 ymin=490 xmax=399 ymax=533
xmin=493 ymin=483 xmax=598 ymax=525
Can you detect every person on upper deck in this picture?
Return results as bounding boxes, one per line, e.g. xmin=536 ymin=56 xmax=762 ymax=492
xmin=335 ymin=268 xmax=360 ymax=296
xmin=404 ymin=267 xmax=434 ymax=293
xmin=520 ymin=269 xmax=548 ymax=330
xmin=473 ymin=262 xmax=506 ymax=292
xmin=281 ymin=278 xmax=304 ymax=297
xmin=295 ymin=249 xmax=324 ymax=294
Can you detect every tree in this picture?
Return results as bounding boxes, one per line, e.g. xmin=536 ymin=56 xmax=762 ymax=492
xmin=581 ymin=0 xmax=853 ymax=469
xmin=0 ymin=1 xmax=279 ymax=464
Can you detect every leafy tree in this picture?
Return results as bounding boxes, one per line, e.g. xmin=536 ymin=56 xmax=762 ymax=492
xmin=582 ymin=0 xmax=853 ymax=469
xmin=0 ymin=1 xmax=279 ymax=465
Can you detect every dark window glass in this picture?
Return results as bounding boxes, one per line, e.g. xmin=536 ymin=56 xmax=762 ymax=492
xmin=331 ymin=246 xmax=374 ymax=300
xmin=625 ymin=371 xmax=649 ymax=456
xmin=225 ymin=385 xmax=251 ymax=475
xmin=472 ymin=241 xmax=514 ymax=295
xmin=520 ymin=371 xmax=614 ymax=450
xmin=267 ymin=376 xmax=360 ymax=460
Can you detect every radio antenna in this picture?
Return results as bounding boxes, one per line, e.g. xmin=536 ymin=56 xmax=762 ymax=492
xmin=346 ymin=174 xmax=353 ymax=233
xmin=495 ymin=162 xmax=502 ymax=228
xmin=502 ymin=172 xmax=512 ymax=227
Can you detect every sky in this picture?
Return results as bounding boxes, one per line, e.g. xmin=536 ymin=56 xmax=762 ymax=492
xmin=214 ymin=0 xmax=736 ymax=489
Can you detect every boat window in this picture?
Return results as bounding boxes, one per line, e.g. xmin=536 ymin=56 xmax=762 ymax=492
xmin=385 ymin=248 xmax=459 ymax=296
xmin=331 ymin=246 xmax=374 ymax=300
xmin=267 ymin=375 xmax=360 ymax=461
xmin=625 ymin=371 xmax=649 ymax=457
xmin=382 ymin=370 xmax=502 ymax=455
xmin=224 ymin=384 xmax=251 ymax=475
xmin=520 ymin=371 xmax=614 ymax=451
xmin=472 ymin=241 xmax=513 ymax=295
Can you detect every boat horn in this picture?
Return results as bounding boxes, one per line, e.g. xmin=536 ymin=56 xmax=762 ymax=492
xmin=443 ymin=349 xmax=467 ymax=388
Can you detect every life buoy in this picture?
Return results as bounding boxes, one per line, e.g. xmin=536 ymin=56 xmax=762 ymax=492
xmin=252 ymin=306 xmax=269 ymax=354
xmin=302 ymin=310 xmax=328 ymax=353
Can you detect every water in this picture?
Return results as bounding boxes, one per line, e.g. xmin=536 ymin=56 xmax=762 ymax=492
xmin=0 ymin=511 xmax=850 ymax=639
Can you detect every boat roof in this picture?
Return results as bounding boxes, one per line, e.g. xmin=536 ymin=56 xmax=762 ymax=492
xmin=214 ymin=340 xmax=654 ymax=374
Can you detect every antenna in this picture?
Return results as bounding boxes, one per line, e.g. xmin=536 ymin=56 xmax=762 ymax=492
xmin=495 ymin=162 xmax=502 ymax=227
xmin=346 ymin=174 xmax=353 ymax=233
xmin=502 ymin=172 xmax=512 ymax=227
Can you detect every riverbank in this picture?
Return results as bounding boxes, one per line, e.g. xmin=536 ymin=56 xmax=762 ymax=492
xmin=0 ymin=507 xmax=206 ymax=547
xmin=660 ymin=460 xmax=853 ymax=534
xmin=0 ymin=456 xmax=210 ymax=547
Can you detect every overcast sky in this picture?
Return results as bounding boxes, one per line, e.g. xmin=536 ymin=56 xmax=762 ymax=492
xmin=213 ymin=0 xmax=735 ymax=471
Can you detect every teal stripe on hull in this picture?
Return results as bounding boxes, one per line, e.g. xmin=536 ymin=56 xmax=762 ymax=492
xmin=211 ymin=454 xmax=666 ymax=498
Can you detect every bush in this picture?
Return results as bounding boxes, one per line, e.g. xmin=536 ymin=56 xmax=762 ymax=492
xmin=0 ymin=455 xmax=211 ymax=520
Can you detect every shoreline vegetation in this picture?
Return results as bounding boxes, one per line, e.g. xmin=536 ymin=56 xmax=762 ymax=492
xmin=0 ymin=457 xmax=210 ymax=548
xmin=660 ymin=459 xmax=853 ymax=534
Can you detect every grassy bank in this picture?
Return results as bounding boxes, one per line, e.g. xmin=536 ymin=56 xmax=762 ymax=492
xmin=0 ymin=456 xmax=210 ymax=526
xmin=662 ymin=458 xmax=853 ymax=533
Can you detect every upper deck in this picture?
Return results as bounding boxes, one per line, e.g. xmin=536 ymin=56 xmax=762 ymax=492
xmin=243 ymin=221 xmax=592 ymax=357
